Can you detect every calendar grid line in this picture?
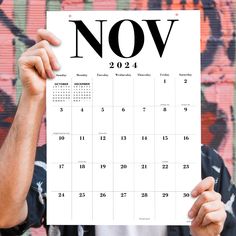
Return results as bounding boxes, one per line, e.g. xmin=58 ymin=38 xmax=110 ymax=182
xmin=154 ymin=73 xmax=156 ymax=220
xmin=133 ymin=74 xmax=135 ymax=220
xmin=51 ymin=104 xmax=198 ymax=109
xmin=174 ymin=76 xmax=177 ymax=221
xmin=48 ymin=161 xmax=199 ymax=164
xmin=91 ymin=76 xmax=94 ymax=221
xmin=50 ymin=190 xmax=193 ymax=193
xmin=51 ymin=133 xmax=197 ymax=136
xmin=70 ymin=77 xmax=73 ymax=220
xmin=112 ymin=75 xmax=115 ymax=221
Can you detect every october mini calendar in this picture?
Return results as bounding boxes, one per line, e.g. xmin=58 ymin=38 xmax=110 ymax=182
xmin=46 ymin=10 xmax=201 ymax=225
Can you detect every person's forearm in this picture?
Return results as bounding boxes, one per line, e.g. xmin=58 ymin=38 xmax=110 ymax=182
xmin=0 ymin=92 xmax=45 ymax=228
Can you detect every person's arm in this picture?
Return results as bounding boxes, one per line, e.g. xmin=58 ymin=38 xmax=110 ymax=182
xmin=0 ymin=29 xmax=60 ymax=228
xmin=0 ymin=93 xmax=45 ymax=228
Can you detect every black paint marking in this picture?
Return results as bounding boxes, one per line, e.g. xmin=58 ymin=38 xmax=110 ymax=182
xmin=0 ymin=8 xmax=35 ymax=47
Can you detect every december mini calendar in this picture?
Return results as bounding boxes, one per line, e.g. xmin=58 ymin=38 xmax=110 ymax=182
xmin=46 ymin=10 xmax=201 ymax=225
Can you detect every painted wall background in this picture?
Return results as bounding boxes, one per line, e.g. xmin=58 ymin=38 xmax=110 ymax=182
xmin=0 ymin=0 xmax=235 ymax=235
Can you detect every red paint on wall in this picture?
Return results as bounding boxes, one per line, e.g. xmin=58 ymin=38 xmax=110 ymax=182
xmin=0 ymin=0 xmax=14 ymax=80
xmin=26 ymin=0 xmax=46 ymax=39
xmin=130 ymin=0 xmax=148 ymax=10
xmin=62 ymin=0 xmax=84 ymax=10
xmin=93 ymin=0 xmax=116 ymax=10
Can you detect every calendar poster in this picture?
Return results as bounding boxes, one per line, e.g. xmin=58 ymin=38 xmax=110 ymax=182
xmin=46 ymin=10 xmax=201 ymax=225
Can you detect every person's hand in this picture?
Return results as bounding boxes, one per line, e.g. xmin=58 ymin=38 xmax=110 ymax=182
xmin=18 ymin=29 xmax=61 ymax=100
xmin=189 ymin=177 xmax=226 ymax=236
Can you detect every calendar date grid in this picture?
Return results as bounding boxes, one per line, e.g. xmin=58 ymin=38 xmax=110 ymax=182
xmin=47 ymin=71 xmax=199 ymax=223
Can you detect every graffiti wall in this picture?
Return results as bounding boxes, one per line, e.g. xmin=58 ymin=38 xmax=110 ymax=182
xmin=0 ymin=0 xmax=235 ymax=234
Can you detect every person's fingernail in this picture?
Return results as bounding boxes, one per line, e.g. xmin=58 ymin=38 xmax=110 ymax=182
xmin=188 ymin=211 xmax=194 ymax=218
xmin=191 ymin=190 xmax=197 ymax=197
xmin=56 ymin=38 xmax=61 ymax=44
xmin=47 ymin=70 xmax=55 ymax=79
xmin=53 ymin=61 xmax=60 ymax=70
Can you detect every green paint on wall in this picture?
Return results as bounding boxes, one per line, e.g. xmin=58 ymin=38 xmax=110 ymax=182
xmin=47 ymin=0 xmax=61 ymax=11
xmin=84 ymin=0 xmax=93 ymax=10
xmin=15 ymin=39 xmax=25 ymax=102
xmin=14 ymin=0 xmax=27 ymax=103
xmin=117 ymin=0 xmax=130 ymax=10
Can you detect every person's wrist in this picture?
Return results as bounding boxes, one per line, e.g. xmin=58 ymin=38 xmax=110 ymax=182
xmin=21 ymin=90 xmax=46 ymax=111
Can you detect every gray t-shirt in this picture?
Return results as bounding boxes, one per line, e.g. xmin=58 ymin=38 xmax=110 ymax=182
xmin=95 ymin=226 xmax=168 ymax=236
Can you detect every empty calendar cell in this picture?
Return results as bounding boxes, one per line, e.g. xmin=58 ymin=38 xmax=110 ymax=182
xmin=176 ymin=192 xmax=193 ymax=224
xmin=47 ymin=192 xmax=71 ymax=225
xmin=93 ymin=106 xmax=112 ymax=135
xmin=134 ymin=76 xmax=154 ymax=106
xmin=176 ymin=106 xmax=199 ymax=134
xmin=155 ymin=106 xmax=175 ymax=134
xmin=156 ymin=163 xmax=175 ymax=191
xmin=176 ymin=163 xmax=201 ymax=191
xmin=114 ymin=163 xmax=133 ymax=191
xmin=93 ymin=76 xmax=113 ymax=106
xmin=114 ymin=107 xmax=133 ymax=134
xmin=93 ymin=163 xmax=113 ymax=191
xmin=93 ymin=134 xmax=113 ymax=162
xmin=72 ymin=163 xmax=92 ymax=191
xmin=155 ymin=76 xmax=175 ymax=106
xmin=72 ymin=107 xmax=92 ymax=135
xmin=48 ymin=163 xmax=71 ymax=192
xmin=176 ymin=135 xmax=200 ymax=162
xmin=134 ymin=106 xmax=154 ymax=134
xmin=155 ymin=191 xmax=175 ymax=223
xmin=93 ymin=192 xmax=113 ymax=223
xmin=114 ymin=192 xmax=134 ymax=221
xmin=114 ymin=135 xmax=133 ymax=163
xmin=72 ymin=135 xmax=92 ymax=162
xmin=48 ymin=134 xmax=71 ymax=163
xmin=135 ymin=163 xmax=154 ymax=192
xmin=135 ymin=192 xmax=154 ymax=221
xmin=72 ymin=192 xmax=93 ymax=223
xmin=155 ymin=135 xmax=175 ymax=162
xmin=135 ymin=135 xmax=154 ymax=163
xmin=114 ymin=77 xmax=133 ymax=106
xmin=47 ymin=106 xmax=71 ymax=134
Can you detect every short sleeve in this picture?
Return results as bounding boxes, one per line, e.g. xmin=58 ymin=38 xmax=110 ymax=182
xmin=0 ymin=145 xmax=47 ymax=236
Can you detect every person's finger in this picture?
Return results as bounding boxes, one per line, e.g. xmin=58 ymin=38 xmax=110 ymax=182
xmin=18 ymin=55 xmax=46 ymax=79
xmin=36 ymin=29 xmax=61 ymax=46
xmin=27 ymin=40 xmax=60 ymax=71
xmin=188 ymin=191 xmax=221 ymax=218
xmin=191 ymin=200 xmax=223 ymax=226
xmin=191 ymin=176 xmax=215 ymax=197
xmin=23 ymin=48 xmax=55 ymax=78
xmin=201 ymin=210 xmax=226 ymax=227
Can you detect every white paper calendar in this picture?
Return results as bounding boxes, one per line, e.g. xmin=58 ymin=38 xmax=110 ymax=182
xmin=46 ymin=10 xmax=201 ymax=225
